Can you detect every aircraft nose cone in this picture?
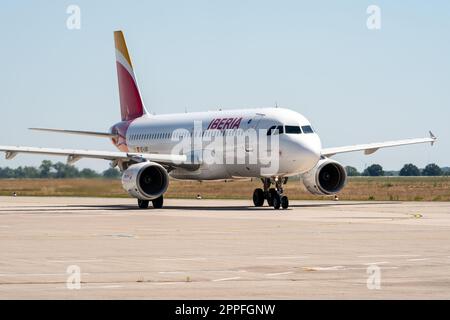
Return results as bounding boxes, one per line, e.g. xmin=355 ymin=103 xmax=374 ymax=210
xmin=289 ymin=135 xmax=321 ymax=173
xmin=273 ymin=134 xmax=322 ymax=174
xmin=302 ymin=139 xmax=321 ymax=169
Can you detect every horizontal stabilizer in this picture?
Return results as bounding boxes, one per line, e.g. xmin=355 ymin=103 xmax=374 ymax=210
xmin=29 ymin=128 xmax=117 ymax=138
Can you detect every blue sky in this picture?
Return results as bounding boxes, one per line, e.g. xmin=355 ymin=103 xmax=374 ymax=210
xmin=0 ymin=1 xmax=448 ymax=171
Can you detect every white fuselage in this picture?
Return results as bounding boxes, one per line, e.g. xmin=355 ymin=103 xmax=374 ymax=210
xmin=123 ymin=108 xmax=322 ymax=180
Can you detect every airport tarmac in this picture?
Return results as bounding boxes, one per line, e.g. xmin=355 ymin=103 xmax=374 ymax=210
xmin=0 ymin=196 xmax=449 ymax=299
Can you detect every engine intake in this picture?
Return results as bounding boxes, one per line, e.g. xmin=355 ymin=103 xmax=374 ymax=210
xmin=301 ymin=158 xmax=347 ymax=195
xmin=121 ymin=162 xmax=169 ymax=200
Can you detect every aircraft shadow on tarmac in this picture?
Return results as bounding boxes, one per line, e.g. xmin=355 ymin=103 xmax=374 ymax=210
xmin=163 ymin=201 xmax=399 ymax=211
xmin=0 ymin=201 xmax=400 ymax=213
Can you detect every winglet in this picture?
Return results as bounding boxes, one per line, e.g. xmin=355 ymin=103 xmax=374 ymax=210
xmin=429 ymin=131 xmax=437 ymax=146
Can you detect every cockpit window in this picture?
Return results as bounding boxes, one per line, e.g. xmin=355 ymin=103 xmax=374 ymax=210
xmin=301 ymin=125 xmax=314 ymax=134
xmin=267 ymin=125 xmax=284 ymax=135
xmin=267 ymin=126 xmax=276 ymax=136
xmin=285 ymin=126 xmax=302 ymax=134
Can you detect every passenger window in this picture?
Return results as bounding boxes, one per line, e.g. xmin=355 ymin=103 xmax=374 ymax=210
xmin=302 ymin=125 xmax=314 ymax=134
xmin=285 ymin=126 xmax=302 ymax=134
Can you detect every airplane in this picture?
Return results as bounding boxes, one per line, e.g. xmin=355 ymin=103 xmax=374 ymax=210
xmin=0 ymin=31 xmax=437 ymax=210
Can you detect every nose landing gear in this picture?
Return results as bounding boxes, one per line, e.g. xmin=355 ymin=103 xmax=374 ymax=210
xmin=252 ymin=188 xmax=265 ymax=207
xmin=252 ymin=177 xmax=289 ymax=210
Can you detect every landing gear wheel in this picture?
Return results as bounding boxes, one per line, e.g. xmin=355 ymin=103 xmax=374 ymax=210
xmin=253 ymin=188 xmax=265 ymax=207
xmin=267 ymin=188 xmax=277 ymax=206
xmin=281 ymin=196 xmax=289 ymax=209
xmin=152 ymin=195 xmax=164 ymax=209
xmin=138 ymin=199 xmax=149 ymax=209
xmin=272 ymin=193 xmax=281 ymax=210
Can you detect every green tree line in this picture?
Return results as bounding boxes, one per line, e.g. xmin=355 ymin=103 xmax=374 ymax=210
xmin=346 ymin=163 xmax=449 ymax=177
xmin=0 ymin=160 xmax=121 ymax=179
xmin=1 ymin=161 xmax=447 ymax=179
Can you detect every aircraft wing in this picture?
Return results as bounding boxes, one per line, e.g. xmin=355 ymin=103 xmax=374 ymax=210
xmin=0 ymin=146 xmax=187 ymax=166
xmin=321 ymin=132 xmax=437 ymax=157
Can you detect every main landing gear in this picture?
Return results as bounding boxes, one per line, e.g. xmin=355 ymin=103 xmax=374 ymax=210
xmin=252 ymin=177 xmax=289 ymax=210
xmin=137 ymin=195 xmax=164 ymax=209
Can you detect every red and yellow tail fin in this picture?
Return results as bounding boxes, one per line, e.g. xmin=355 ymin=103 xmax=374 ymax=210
xmin=114 ymin=31 xmax=147 ymax=121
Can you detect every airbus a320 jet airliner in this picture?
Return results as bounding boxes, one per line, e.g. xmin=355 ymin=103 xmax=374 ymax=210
xmin=0 ymin=31 xmax=437 ymax=210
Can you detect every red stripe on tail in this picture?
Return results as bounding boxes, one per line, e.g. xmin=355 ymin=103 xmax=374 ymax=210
xmin=116 ymin=62 xmax=144 ymax=121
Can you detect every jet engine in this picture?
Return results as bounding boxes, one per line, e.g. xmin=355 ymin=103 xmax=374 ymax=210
xmin=301 ymin=158 xmax=347 ymax=195
xmin=121 ymin=162 xmax=169 ymax=200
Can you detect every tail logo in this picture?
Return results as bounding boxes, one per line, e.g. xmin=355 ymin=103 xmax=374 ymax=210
xmin=114 ymin=31 xmax=146 ymax=121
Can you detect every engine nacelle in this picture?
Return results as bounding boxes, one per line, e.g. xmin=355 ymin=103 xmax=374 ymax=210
xmin=301 ymin=158 xmax=347 ymax=196
xmin=121 ymin=162 xmax=169 ymax=200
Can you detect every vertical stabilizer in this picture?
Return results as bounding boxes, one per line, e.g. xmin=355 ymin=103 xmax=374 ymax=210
xmin=114 ymin=31 xmax=148 ymax=121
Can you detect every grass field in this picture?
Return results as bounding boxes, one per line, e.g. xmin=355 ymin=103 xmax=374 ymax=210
xmin=0 ymin=177 xmax=449 ymax=201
